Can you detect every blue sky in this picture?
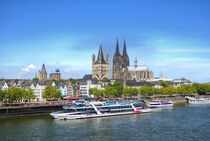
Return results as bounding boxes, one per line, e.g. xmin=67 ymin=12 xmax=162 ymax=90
xmin=0 ymin=0 xmax=210 ymax=82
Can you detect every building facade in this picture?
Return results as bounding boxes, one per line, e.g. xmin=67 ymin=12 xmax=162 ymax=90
xmin=79 ymin=80 xmax=101 ymax=97
xmin=39 ymin=64 xmax=47 ymax=81
xmin=127 ymin=56 xmax=154 ymax=81
xmin=92 ymin=43 xmax=109 ymax=81
xmin=31 ymin=82 xmax=46 ymax=102
xmin=66 ymin=81 xmax=74 ymax=97
xmin=49 ymin=68 xmax=61 ymax=81
xmin=59 ymin=84 xmax=68 ymax=97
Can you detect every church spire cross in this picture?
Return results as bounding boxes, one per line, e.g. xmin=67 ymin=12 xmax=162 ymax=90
xmin=134 ymin=56 xmax=138 ymax=68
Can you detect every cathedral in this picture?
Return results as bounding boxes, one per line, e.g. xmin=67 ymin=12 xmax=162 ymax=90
xmin=112 ymin=39 xmax=154 ymax=82
xmin=92 ymin=43 xmax=109 ymax=83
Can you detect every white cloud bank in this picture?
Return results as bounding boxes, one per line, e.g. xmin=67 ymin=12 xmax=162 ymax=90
xmin=22 ymin=64 xmax=40 ymax=72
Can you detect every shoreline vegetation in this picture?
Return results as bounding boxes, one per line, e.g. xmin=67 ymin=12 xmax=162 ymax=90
xmin=1 ymin=81 xmax=210 ymax=117
xmin=89 ymin=81 xmax=210 ymax=98
xmin=1 ymin=81 xmax=210 ymax=106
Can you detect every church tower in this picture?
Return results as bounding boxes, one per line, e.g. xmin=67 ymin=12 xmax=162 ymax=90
xmin=122 ymin=40 xmax=129 ymax=68
xmin=92 ymin=43 xmax=109 ymax=81
xmin=39 ymin=64 xmax=47 ymax=81
xmin=112 ymin=39 xmax=123 ymax=79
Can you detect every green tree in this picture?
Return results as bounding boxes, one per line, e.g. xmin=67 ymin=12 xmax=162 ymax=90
xmin=89 ymin=88 xmax=94 ymax=96
xmin=69 ymin=78 xmax=77 ymax=84
xmin=152 ymin=88 xmax=161 ymax=95
xmin=196 ymin=84 xmax=210 ymax=95
xmin=89 ymin=88 xmax=98 ymax=97
xmin=160 ymin=85 xmax=175 ymax=95
xmin=158 ymin=80 xmax=169 ymax=87
xmin=4 ymin=87 xmax=23 ymax=103
xmin=176 ymin=85 xmax=197 ymax=94
xmin=43 ymin=85 xmax=62 ymax=100
xmin=32 ymin=78 xmax=39 ymax=81
xmin=139 ymin=86 xmax=153 ymax=96
xmin=60 ymin=79 xmax=65 ymax=82
xmin=104 ymin=86 xmax=117 ymax=98
xmin=5 ymin=80 xmax=11 ymax=83
xmin=97 ymin=89 xmax=104 ymax=97
xmin=0 ymin=90 xmax=5 ymax=102
xmin=89 ymin=88 xmax=104 ymax=97
xmin=123 ymin=87 xmax=129 ymax=97
xmin=126 ymin=87 xmax=138 ymax=98
xmin=27 ymin=88 xmax=36 ymax=101
xmin=133 ymin=88 xmax=138 ymax=97
xmin=22 ymin=88 xmax=36 ymax=103
xmin=112 ymin=81 xmax=123 ymax=97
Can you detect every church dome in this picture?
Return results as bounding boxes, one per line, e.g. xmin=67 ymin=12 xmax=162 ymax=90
xmin=55 ymin=68 xmax=60 ymax=73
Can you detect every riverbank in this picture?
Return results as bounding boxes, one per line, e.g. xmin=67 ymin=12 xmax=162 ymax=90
xmin=0 ymin=105 xmax=63 ymax=118
xmin=146 ymin=94 xmax=210 ymax=104
xmin=1 ymin=94 xmax=210 ymax=118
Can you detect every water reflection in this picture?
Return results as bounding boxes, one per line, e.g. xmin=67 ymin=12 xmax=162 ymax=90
xmin=0 ymin=105 xmax=210 ymax=141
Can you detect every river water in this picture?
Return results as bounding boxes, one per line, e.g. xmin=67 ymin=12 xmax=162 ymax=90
xmin=0 ymin=104 xmax=210 ymax=141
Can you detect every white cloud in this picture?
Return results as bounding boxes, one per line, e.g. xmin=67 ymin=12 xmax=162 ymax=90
xmin=22 ymin=64 xmax=40 ymax=72
xmin=64 ymin=68 xmax=70 ymax=73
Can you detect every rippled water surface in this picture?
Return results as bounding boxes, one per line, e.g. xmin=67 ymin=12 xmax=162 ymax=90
xmin=0 ymin=104 xmax=210 ymax=141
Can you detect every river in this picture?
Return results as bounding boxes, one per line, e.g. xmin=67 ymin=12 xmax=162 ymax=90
xmin=0 ymin=104 xmax=210 ymax=141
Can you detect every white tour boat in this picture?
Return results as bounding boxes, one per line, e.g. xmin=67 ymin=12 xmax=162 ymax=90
xmin=50 ymin=101 xmax=151 ymax=120
xmin=146 ymin=100 xmax=173 ymax=108
xmin=185 ymin=96 xmax=210 ymax=104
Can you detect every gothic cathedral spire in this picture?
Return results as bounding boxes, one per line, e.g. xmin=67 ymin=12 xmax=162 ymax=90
xmin=112 ymin=38 xmax=123 ymax=79
xmin=114 ymin=38 xmax=121 ymax=56
xmin=123 ymin=40 xmax=128 ymax=57
xmin=122 ymin=40 xmax=130 ymax=68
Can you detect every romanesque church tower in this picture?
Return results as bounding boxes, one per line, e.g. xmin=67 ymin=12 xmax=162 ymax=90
xmin=112 ymin=39 xmax=129 ymax=79
xmin=39 ymin=64 xmax=47 ymax=81
xmin=92 ymin=43 xmax=109 ymax=81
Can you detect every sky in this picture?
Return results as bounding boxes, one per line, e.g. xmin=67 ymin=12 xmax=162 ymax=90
xmin=0 ymin=0 xmax=210 ymax=82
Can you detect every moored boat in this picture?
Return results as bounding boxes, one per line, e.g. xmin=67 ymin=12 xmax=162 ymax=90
xmin=50 ymin=101 xmax=151 ymax=120
xmin=146 ymin=100 xmax=173 ymax=108
xmin=185 ymin=96 xmax=210 ymax=104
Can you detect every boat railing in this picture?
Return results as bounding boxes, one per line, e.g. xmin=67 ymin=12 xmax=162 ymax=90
xmin=90 ymin=103 xmax=102 ymax=115
xmin=131 ymin=103 xmax=137 ymax=111
xmin=185 ymin=96 xmax=196 ymax=100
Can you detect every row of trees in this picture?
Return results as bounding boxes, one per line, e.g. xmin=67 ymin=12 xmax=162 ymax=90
xmin=139 ymin=85 xmax=197 ymax=96
xmin=89 ymin=82 xmax=138 ymax=98
xmin=0 ymin=85 xmax=62 ymax=104
xmin=138 ymin=83 xmax=210 ymax=96
xmin=89 ymin=82 xmax=210 ymax=98
xmin=0 ymin=87 xmax=36 ymax=103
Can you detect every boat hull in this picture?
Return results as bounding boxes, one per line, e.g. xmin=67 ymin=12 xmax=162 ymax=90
xmin=188 ymin=100 xmax=210 ymax=104
xmin=148 ymin=104 xmax=173 ymax=108
xmin=50 ymin=109 xmax=151 ymax=120
xmin=146 ymin=100 xmax=173 ymax=108
xmin=185 ymin=96 xmax=210 ymax=104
